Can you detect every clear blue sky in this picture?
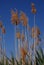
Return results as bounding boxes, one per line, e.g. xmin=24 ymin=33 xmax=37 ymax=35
xmin=0 ymin=0 xmax=44 ymax=57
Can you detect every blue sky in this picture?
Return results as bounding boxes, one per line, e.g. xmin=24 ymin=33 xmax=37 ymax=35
xmin=0 ymin=0 xmax=44 ymax=58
